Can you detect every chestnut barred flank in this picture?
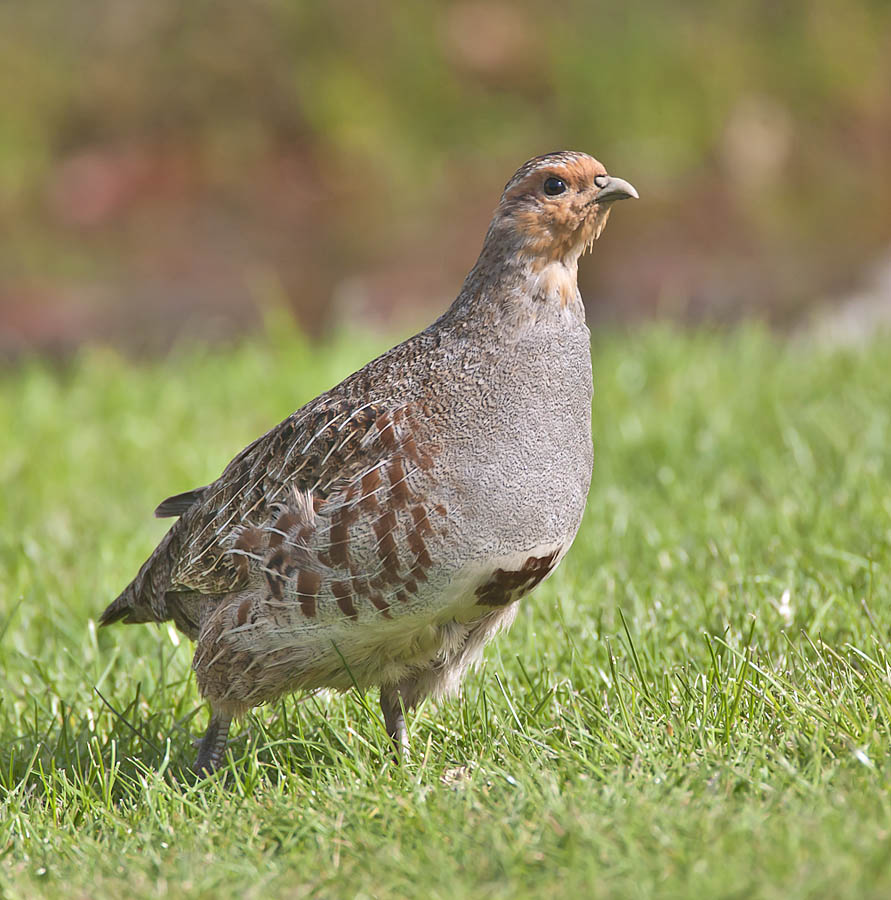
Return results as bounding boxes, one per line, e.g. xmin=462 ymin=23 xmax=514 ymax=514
xmin=100 ymin=150 xmax=637 ymax=772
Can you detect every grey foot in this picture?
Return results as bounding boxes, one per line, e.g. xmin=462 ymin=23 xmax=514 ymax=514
xmin=194 ymin=712 xmax=232 ymax=776
xmin=380 ymin=688 xmax=410 ymax=757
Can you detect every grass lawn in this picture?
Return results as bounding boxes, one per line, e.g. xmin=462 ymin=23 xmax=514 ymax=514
xmin=1 ymin=322 xmax=890 ymax=899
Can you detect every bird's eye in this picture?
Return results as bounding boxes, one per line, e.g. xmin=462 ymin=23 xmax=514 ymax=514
xmin=543 ymin=176 xmax=567 ymax=196
xmin=594 ymin=174 xmax=609 ymax=189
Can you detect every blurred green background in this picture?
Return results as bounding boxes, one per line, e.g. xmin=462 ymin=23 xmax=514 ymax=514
xmin=1 ymin=0 xmax=890 ymax=355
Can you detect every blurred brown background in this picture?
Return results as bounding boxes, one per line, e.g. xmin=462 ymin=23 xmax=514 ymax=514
xmin=1 ymin=0 xmax=890 ymax=357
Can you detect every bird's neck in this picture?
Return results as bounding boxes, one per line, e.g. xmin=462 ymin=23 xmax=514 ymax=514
xmin=446 ymin=229 xmax=585 ymax=328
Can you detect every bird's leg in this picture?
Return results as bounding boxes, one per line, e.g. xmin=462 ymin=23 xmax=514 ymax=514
xmin=194 ymin=709 xmax=232 ymax=776
xmin=380 ymin=687 xmax=410 ymax=757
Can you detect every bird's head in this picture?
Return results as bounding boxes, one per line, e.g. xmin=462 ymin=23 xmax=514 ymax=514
xmin=490 ymin=151 xmax=638 ymax=267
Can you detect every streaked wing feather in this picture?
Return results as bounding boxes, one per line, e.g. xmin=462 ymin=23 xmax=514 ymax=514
xmin=168 ymin=396 xmax=394 ymax=595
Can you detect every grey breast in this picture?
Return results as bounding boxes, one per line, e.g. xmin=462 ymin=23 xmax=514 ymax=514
xmin=431 ymin=314 xmax=593 ymax=565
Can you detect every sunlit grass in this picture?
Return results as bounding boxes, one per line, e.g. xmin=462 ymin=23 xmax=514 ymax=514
xmin=1 ymin=323 xmax=890 ymax=898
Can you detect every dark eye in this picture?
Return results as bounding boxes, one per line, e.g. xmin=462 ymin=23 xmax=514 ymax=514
xmin=543 ymin=176 xmax=566 ymax=196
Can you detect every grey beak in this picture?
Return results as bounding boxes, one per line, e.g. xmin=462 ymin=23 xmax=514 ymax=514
xmin=595 ymin=175 xmax=639 ymax=203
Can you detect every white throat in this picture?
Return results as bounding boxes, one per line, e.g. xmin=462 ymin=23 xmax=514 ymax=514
xmin=528 ymin=258 xmax=580 ymax=307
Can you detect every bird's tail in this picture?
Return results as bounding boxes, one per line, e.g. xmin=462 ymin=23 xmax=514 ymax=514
xmin=99 ymin=524 xmax=180 ymax=627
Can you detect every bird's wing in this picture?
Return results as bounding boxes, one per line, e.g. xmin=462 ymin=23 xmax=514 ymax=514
xmin=167 ymin=394 xmax=433 ymax=597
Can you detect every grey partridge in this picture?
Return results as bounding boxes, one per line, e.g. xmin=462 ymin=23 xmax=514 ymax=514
xmin=100 ymin=151 xmax=638 ymax=773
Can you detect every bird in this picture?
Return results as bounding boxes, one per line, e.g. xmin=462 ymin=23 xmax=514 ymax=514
xmin=99 ymin=150 xmax=638 ymax=774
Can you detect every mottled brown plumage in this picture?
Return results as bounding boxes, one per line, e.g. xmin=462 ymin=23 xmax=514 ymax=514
xmin=100 ymin=150 xmax=637 ymax=773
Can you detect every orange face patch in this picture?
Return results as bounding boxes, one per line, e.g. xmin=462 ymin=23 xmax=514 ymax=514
xmin=497 ymin=153 xmax=612 ymax=264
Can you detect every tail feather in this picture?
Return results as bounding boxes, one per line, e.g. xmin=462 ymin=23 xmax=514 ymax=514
xmin=98 ymin=593 xmax=138 ymax=627
xmin=154 ymin=486 xmax=207 ymax=519
xmin=99 ymin=524 xmax=180 ymax=627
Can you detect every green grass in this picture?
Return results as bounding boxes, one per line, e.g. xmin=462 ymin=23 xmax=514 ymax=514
xmin=1 ymin=323 xmax=890 ymax=899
